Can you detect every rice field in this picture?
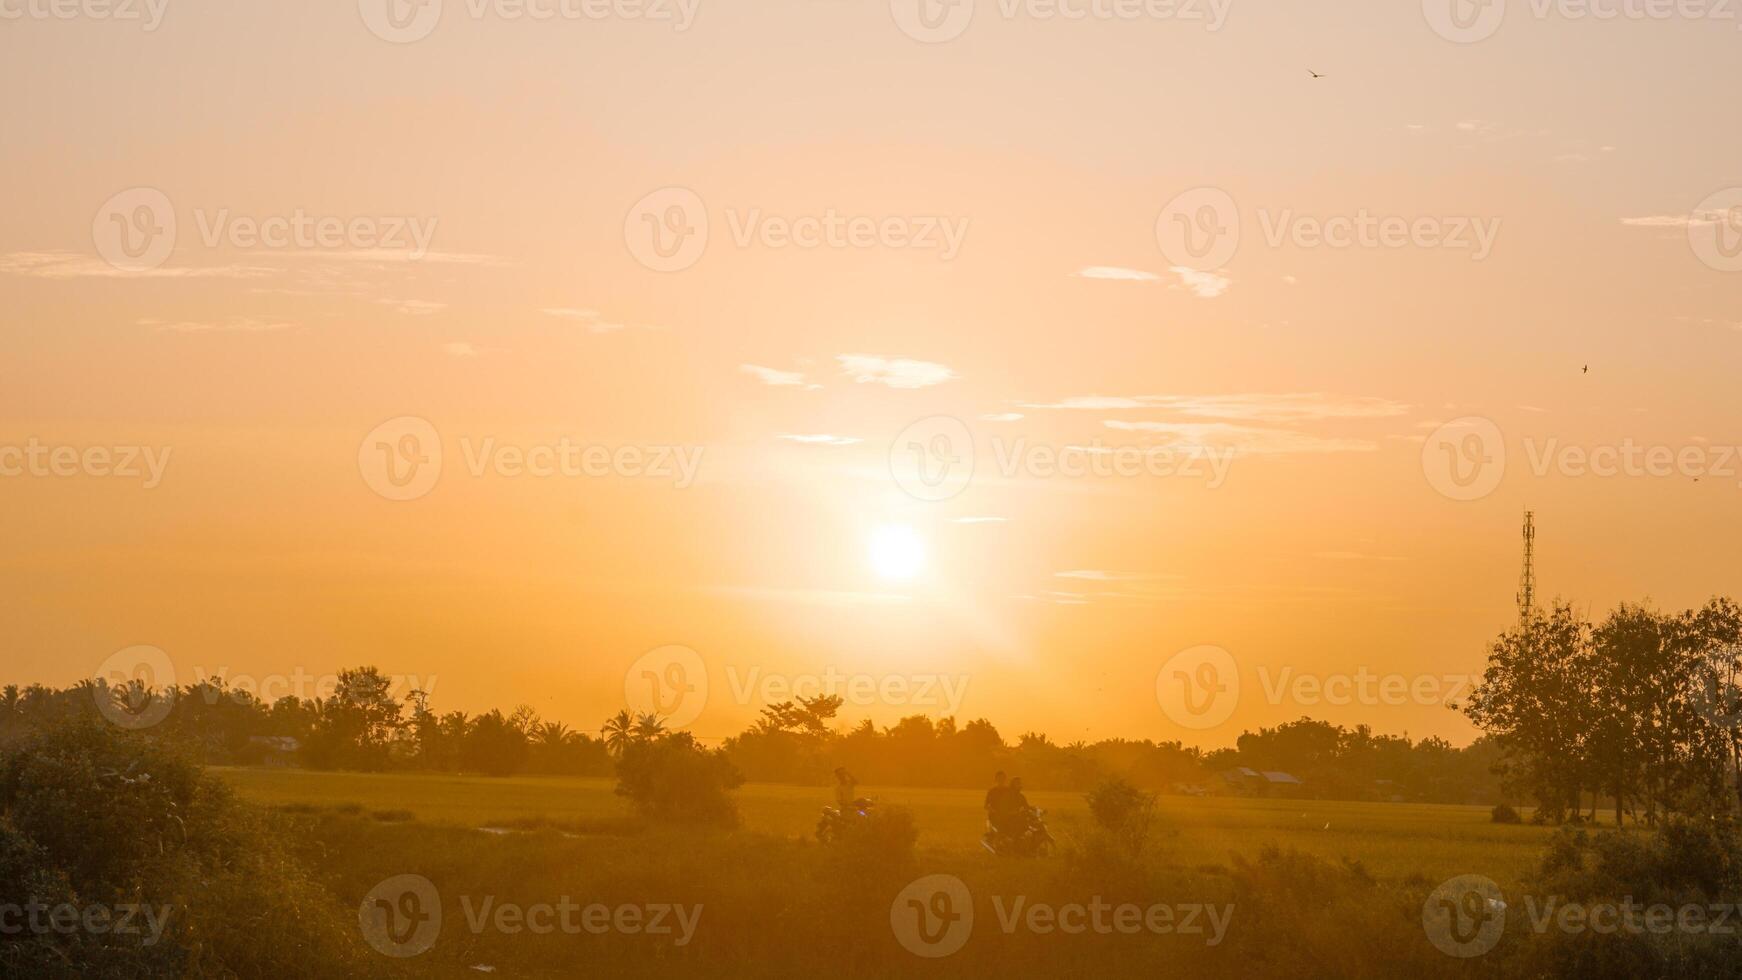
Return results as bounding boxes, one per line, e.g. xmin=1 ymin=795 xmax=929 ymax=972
xmin=217 ymin=768 xmax=1552 ymax=891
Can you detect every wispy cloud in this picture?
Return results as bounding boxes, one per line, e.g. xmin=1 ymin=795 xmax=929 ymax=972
xmin=981 ymin=412 xmax=1024 ymax=422
xmin=1 ymin=251 xmax=275 ymax=280
xmin=1055 ymin=570 xmax=1173 ymax=582
xmin=741 ymin=364 xmax=819 ymax=389
xmin=838 ymin=354 xmax=956 ymax=389
xmin=310 ymin=249 xmax=508 ymax=267
xmin=779 ymin=433 xmax=861 ymax=446
xmin=1074 ymin=266 xmax=1160 ymax=282
xmin=1621 ymin=210 xmax=1736 ymax=229
xmin=1313 ymin=551 xmax=1406 ymax=562
xmin=1102 ymin=420 xmax=1377 ymax=455
xmin=540 ymin=308 xmax=648 ymax=333
xmin=1023 ymin=393 xmax=1409 ymax=423
xmin=139 ymin=316 xmax=293 ymax=333
xmin=381 ymin=299 xmax=446 ymax=316
xmin=442 ymin=341 xmax=482 ymax=357
xmin=1169 ymin=266 xmax=1231 ymax=298
xmin=954 ymin=516 xmax=1008 ymax=524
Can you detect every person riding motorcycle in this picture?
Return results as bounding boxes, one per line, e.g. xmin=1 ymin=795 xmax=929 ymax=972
xmin=833 ymin=767 xmax=858 ymax=810
xmin=984 ymin=770 xmax=1011 ymax=828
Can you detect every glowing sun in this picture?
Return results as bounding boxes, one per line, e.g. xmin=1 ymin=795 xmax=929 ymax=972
xmin=867 ymin=523 xmax=926 ymax=581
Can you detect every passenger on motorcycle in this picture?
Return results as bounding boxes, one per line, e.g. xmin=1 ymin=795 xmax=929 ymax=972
xmin=833 ymin=767 xmax=858 ymax=810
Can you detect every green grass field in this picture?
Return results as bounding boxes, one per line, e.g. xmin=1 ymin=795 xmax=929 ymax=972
xmin=218 ymin=767 xmax=1552 ymax=892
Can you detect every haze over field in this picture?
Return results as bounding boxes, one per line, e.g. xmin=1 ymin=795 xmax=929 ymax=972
xmin=4 ymin=1 xmax=1741 ymax=748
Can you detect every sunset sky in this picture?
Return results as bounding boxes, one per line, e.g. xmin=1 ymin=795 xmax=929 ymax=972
xmin=4 ymin=1 xmax=1740 ymax=746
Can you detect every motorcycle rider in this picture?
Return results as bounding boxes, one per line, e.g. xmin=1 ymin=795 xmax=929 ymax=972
xmin=832 ymin=767 xmax=859 ymax=811
xmin=1005 ymin=776 xmax=1033 ymax=833
xmin=984 ymin=770 xmax=1010 ymax=823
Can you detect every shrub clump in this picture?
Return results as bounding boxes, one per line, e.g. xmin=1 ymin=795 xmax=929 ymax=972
xmin=1513 ymin=814 xmax=1742 ymax=977
xmin=1085 ymin=776 xmax=1159 ymax=854
xmin=1491 ymin=803 xmax=1522 ymax=824
xmin=0 ymin=720 xmax=373 ymax=977
xmin=614 ymin=732 xmax=745 ymax=826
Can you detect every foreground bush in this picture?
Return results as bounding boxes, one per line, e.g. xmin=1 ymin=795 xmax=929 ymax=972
xmin=0 ymin=721 xmax=373 ymax=977
xmin=614 ymin=732 xmax=745 ymax=826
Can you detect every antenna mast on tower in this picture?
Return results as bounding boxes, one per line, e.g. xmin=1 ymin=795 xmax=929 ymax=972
xmin=1517 ymin=510 xmax=1536 ymax=628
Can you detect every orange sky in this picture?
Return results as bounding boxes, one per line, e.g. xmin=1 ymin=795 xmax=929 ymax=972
xmin=3 ymin=2 xmax=1740 ymax=747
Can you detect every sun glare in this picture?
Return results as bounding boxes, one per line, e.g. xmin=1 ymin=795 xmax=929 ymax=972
xmin=867 ymin=523 xmax=926 ymax=581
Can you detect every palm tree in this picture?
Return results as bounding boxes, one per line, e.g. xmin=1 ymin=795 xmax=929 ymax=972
xmin=536 ymin=721 xmax=572 ymax=748
xmin=601 ymin=710 xmax=635 ymax=757
xmin=633 ymin=713 xmax=667 ymax=744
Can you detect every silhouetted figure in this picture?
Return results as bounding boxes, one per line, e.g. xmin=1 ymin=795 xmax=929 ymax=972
xmin=833 ymin=767 xmax=858 ymax=810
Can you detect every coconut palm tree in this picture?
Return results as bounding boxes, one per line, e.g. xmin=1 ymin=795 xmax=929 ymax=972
xmin=601 ymin=709 xmax=635 ymax=757
xmin=536 ymin=721 xmax=571 ymax=748
xmin=633 ymin=712 xmax=667 ymax=744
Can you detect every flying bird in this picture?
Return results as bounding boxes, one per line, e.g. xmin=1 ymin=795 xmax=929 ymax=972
xmin=1582 ymin=365 xmax=1589 ymax=374
xmin=1307 ymin=69 xmax=1326 ymax=79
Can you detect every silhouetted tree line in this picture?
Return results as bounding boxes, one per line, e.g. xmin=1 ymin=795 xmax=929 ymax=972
xmin=1465 ymin=596 xmax=1742 ymax=826
xmin=721 ymin=694 xmax=1506 ymax=801
xmin=0 ymin=664 xmax=1528 ymax=803
xmin=0 ymin=668 xmax=612 ymax=778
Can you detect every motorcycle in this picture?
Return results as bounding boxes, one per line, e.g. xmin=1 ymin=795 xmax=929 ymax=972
xmin=816 ymin=797 xmax=876 ymax=844
xmin=981 ymin=807 xmax=1055 ymax=857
